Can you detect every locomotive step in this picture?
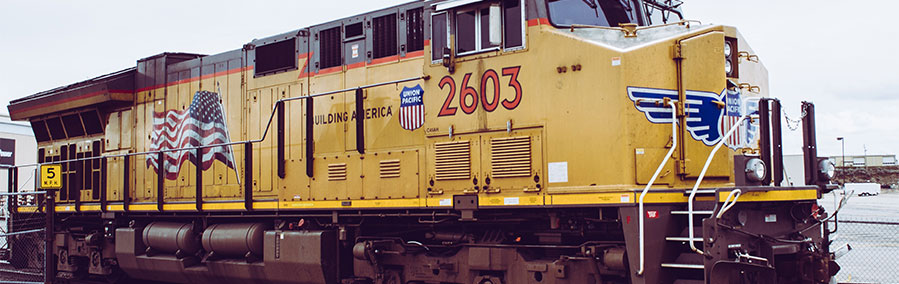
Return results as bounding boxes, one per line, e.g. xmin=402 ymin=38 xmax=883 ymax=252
xmin=673 ymin=280 xmax=704 ymax=284
xmin=684 ymin=189 xmax=717 ymax=196
xmin=665 ymin=236 xmax=703 ymax=242
xmin=660 ymin=263 xmax=704 ymax=269
xmin=671 ymin=210 xmax=714 ymax=215
xmin=661 ymin=252 xmax=705 ymax=270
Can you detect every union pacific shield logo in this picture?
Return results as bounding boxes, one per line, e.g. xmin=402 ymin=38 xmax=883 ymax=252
xmin=399 ymin=84 xmax=424 ymax=130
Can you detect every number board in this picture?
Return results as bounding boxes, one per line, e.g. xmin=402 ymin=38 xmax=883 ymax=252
xmin=40 ymin=164 xmax=62 ymax=189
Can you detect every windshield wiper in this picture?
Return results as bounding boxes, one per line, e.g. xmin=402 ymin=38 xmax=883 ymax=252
xmin=581 ymin=0 xmax=600 ymax=17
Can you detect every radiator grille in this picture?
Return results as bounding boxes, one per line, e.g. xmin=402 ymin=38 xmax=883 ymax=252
xmin=328 ymin=163 xmax=347 ymax=181
xmin=379 ymin=159 xmax=401 ymax=178
xmin=491 ymin=136 xmax=532 ymax=178
xmin=434 ymin=141 xmax=471 ymax=180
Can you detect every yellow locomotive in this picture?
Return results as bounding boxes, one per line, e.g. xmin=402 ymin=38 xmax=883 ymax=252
xmin=7 ymin=0 xmax=839 ymax=283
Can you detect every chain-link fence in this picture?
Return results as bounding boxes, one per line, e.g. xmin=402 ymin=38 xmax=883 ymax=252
xmin=0 ymin=191 xmax=47 ymax=284
xmin=829 ymin=218 xmax=899 ymax=284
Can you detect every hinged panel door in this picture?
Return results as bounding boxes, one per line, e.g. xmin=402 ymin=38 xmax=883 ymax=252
xmin=679 ymin=31 xmax=732 ymax=178
xmin=426 ymin=134 xmax=482 ymax=204
xmin=479 ymin=128 xmax=544 ymax=207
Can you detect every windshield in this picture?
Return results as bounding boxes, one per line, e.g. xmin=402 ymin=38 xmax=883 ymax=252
xmin=547 ymin=0 xmax=634 ymax=27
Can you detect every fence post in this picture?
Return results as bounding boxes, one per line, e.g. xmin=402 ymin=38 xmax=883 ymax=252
xmin=44 ymin=189 xmax=55 ymax=284
xmin=8 ymin=167 xmax=17 ymax=218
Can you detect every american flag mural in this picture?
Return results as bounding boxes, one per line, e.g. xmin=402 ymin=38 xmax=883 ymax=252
xmin=147 ymin=90 xmax=237 ymax=180
xmin=399 ymin=84 xmax=425 ymax=131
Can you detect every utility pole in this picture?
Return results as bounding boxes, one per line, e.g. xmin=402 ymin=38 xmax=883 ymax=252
xmin=864 ymin=144 xmax=868 ymax=171
xmin=837 ymin=137 xmax=844 ymax=168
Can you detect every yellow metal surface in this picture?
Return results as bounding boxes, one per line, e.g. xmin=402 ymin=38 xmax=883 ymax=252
xmin=24 ymin=7 xmax=800 ymax=212
xmin=550 ymin=192 xmax=635 ymax=205
xmin=721 ymin=189 xmax=818 ymax=202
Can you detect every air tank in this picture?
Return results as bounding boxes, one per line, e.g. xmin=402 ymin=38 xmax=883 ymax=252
xmin=201 ymin=223 xmax=267 ymax=258
xmin=142 ymin=222 xmax=201 ymax=256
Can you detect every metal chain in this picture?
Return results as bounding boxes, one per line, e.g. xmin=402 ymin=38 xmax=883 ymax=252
xmin=782 ymin=104 xmax=808 ymax=131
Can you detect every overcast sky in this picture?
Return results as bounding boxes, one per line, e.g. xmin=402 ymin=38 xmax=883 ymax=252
xmin=1 ymin=0 xmax=896 ymax=157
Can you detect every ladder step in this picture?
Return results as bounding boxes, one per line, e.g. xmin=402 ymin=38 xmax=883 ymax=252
xmin=671 ymin=210 xmax=714 ymax=215
xmin=666 ymin=236 xmax=703 ymax=242
xmin=685 ymin=189 xmax=717 ymax=195
xmin=661 ymin=263 xmax=704 ymax=269
xmin=673 ymin=280 xmax=704 ymax=284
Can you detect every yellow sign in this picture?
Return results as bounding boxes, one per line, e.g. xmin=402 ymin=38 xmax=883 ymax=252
xmin=40 ymin=164 xmax=62 ymax=189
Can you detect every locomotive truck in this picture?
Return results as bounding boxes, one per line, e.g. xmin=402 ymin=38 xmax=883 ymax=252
xmin=6 ymin=0 xmax=840 ymax=283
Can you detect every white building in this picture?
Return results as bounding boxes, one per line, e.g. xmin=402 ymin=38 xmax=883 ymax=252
xmin=0 ymin=114 xmax=36 ymax=252
xmin=0 ymin=114 xmax=36 ymax=193
xmin=830 ymin=154 xmax=897 ymax=168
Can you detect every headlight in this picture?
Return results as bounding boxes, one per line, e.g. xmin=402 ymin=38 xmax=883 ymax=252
xmin=725 ymin=37 xmax=738 ymax=77
xmin=724 ymin=41 xmax=733 ymax=57
xmin=819 ymin=159 xmax=836 ymax=181
xmin=745 ymin=158 xmax=766 ymax=182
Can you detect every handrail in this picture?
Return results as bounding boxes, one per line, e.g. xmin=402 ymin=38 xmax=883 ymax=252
xmin=716 ymin=189 xmax=742 ymax=219
xmin=0 ymin=191 xmax=46 ymax=197
xmin=637 ymin=99 xmax=678 ymax=276
xmin=1 ymin=76 xmax=427 ymax=169
xmin=687 ymin=114 xmax=749 ymax=255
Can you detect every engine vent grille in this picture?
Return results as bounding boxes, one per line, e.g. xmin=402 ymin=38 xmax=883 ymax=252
xmin=379 ymin=159 xmax=401 ymax=178
xmin=328 ymin=163 xmax=347 ymax=181
xmin=434 ymin=141 xmax=471 ymax=180
xmin=491 ymin=136 xmax=531 ymax=178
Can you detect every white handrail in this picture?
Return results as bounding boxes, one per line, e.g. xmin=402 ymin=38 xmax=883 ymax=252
xmin=687 ymin=115 xmax=749 ymax=255
xmin=716 ymin=189 xmax=742 ymax=219
xmin=637 ymin=100 xmax=678 ymax=276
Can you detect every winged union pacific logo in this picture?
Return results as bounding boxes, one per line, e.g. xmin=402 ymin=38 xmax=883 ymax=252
xmin=627 ymin=86 xmax=759 ymax=150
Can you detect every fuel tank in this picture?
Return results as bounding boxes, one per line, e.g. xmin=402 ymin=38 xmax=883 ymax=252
xmin=201 ymin=223 xmax=267 ymax=258
xmin=142 ymin=222 xmax=201 ymax=256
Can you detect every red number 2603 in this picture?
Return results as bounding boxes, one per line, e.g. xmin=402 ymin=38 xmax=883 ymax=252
xmin=438 ymin=66 xmax=522 ymax=117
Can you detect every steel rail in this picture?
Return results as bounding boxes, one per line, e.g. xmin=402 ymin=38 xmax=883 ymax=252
xmin=687 ymin=114 xmax=749 ymax=255
xmin=636 ymin=99 xmax=677 ymax=276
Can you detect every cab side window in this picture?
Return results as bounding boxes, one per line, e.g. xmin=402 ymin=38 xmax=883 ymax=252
xmin=431 ymin=13 xmax=448 ymax=61
xmin=431 ymin=0 xmax=524 ymax=61
xmin=454 ymin=0 xmax=524 ymax=56
xmin=503 ymin=0 xmax=523 ymax=49
xmin=455 ymin=7 xmax=499 ymax=55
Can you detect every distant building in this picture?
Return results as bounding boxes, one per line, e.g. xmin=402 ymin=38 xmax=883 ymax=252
xmin=0 ymin=114 xmax=36 ymax=192
xmin=0 ymin=114 xmax=35 ymax=251
xmin=830 ymin=154 xmax=897 ymax=168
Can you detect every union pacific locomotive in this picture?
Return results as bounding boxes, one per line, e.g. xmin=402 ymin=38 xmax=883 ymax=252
xmin=7 ymin=0 xmax=840 ymax=283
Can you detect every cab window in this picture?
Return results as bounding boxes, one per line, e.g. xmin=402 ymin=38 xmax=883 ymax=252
xmin=456 ymin=7 xmax=499 ymax=55
xmin=431 ymin=12 xmax=448 ymax=61
xmin=503 ymin=0 xmax=523 ymax=49
xmin=642 ymin=2 xmax=683 ymax=26
xmin=455 ymin=1 xmax=523 ymax=55
xmin=547 ymin=0 xmax=633 ymax=27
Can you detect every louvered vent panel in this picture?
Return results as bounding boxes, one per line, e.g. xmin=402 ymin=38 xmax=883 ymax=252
xmin=380 ymin=159 xmax=401 ymax=178
xmin=434 ymin=141 xmax=471 ymax=180
xmin=328 ymin=163 xmax=347 ymax=181
xmin=491 ymin=136 xmax=531 ymax=178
